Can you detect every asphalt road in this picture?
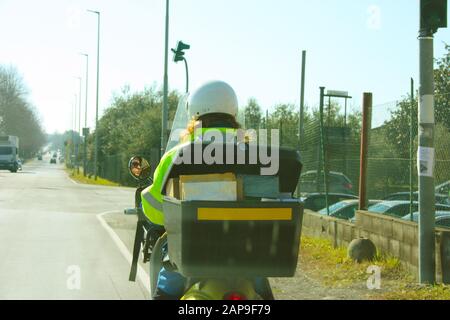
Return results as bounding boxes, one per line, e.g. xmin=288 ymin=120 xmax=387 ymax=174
xmin=0 ymin=155 xmax=149 ymax=299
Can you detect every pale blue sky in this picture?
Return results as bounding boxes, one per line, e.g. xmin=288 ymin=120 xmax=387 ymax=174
xmin=0 ymin=0 xmax=448 ymax=133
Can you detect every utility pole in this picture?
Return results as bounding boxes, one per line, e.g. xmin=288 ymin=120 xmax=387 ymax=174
xmin=418 ymin=0 xmax=447 ymax=284
xmin=161 ymin=0 xmax=170 ymax=158
xmin=410 ymin=78 xmax=415 ymax=221
xmin=88 ymin=9 xmax=100 ymax=180
xmin=297 ymin=50 xmax=306 ymax=197
xmin=299 ymin=50 xmax=306 ymax=146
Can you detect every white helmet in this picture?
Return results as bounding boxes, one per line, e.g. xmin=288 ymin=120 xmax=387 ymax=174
xmin=188 ymin=80 xmax=238 ymax=119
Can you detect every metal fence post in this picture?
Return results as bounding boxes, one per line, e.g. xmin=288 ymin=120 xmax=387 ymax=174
xmin=359 ymin=93 xmax=372 ymax=210
xmin=319 ymin=87 xmax=329 ymax=215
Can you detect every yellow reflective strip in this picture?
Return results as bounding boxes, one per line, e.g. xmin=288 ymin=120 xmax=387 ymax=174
xmin=197 ymin=208 xmax=292 ymax=221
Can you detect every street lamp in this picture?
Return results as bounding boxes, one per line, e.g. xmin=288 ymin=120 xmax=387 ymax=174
xmin=323 ymin=90 xmax=352 ymax=178
xmin=79 ymin=52 xmax=89 ymax=176
xmin=87 ymin=9 xmax=100 ymax=180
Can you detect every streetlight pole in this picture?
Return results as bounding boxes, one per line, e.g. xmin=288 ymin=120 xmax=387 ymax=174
xmin=76 ymin=76 xmax=82 ymax=173
xmin=80 ymin=53 xmax=89 ymax=176
xmin=72 ymin=94 xmax=77 ymax=167
xmin=161 ymin=0 xmax=169 ymax=158
xmin=88 ymin=9 xmax=100 ymax=180
xmin=297 ymin=50 xmax=306 ymax=197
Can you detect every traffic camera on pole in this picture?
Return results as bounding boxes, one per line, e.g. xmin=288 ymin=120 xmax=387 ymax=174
xmin=171 ymin=41 xmax=190 ymax=62
xmin=420 ymin=0 xmax=447 ymax=33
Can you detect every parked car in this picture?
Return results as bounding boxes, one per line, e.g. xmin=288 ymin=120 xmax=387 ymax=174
xmin=300 ymin=170 xmax=354 ymax=195
xmin=383 ymin=191 xmax=449 ymax=205
xmin=318 ymin=199 xmax=381 ymax=220
xmin=436 ymin=180 xmax=450 ymax=196
xmin=401 ymin=211 xmax=450 ymax=229
xmin=368 ymin=200 xmax=450 ymax=218
xmin=300 ymin=193 xmax=358 ymax=212
xmin=50 ymin=157 xmax=57 ymax=164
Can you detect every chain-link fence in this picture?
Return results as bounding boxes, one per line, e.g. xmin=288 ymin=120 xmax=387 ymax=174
xmin=368 ymin=93 xmax=450 ymax=200
xmin=83 ymin=148 xmax=160 ymax=186
xmin=295 ymin=90 xmax=449 ymax=213
xmin=367 ymin=100 xmax=413 ymax=199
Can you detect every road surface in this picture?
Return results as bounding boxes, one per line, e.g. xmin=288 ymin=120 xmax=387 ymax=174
xmin=0 ymin=155 xmax=149 ymax=299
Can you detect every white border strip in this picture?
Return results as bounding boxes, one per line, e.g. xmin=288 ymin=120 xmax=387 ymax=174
xmin=96 ymin=211 xmax=151 ymax=294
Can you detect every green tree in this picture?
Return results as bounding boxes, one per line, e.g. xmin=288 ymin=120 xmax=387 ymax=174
xmin=384 ymin=44 xmax=449 ymax=157
xmin=0 ymin=65 xmax=46 ymax=158
xmin=269 ymin=103 xmax=299 ymax=148
xmin=243 ymin=98 xmax=262 ymax=130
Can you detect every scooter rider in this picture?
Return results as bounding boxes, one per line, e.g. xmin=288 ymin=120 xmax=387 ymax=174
xmin=141 ymin=80 xmax=241 ymax=299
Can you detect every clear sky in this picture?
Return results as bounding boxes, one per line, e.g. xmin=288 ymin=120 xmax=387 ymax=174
xmin=0 ymin=0 xmax=448 ymax=133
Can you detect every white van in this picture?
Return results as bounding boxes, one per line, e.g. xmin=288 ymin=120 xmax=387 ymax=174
xmin=0 ymin=135 xmax=20 ymax=172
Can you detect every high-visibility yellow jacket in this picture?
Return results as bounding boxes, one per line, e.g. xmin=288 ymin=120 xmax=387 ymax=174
xmin=141 ymin=128 xmax=237 ymax=226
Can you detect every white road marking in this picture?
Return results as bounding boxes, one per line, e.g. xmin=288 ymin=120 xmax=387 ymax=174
xmin=68 ymin=176 xmax=79 ymax=185
xmin=96 ymin=211 xmax=151 ymax=294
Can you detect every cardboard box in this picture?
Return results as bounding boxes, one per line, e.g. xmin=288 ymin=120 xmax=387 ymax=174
xmin=166 ymin=178 xmax=180 ymax=199
xmin=179 ymin=173 xmax=242 ymax=201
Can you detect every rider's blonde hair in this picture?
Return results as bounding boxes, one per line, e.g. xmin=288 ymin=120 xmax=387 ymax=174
xmin=181 ymin=113 xmax=241 ymax=142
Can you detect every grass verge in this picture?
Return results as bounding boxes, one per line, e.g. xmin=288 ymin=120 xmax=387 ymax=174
xmin=65 ymin=167 xmax=121 ymax=187
xmin=300 ymin=235 xmax=450 ymax=299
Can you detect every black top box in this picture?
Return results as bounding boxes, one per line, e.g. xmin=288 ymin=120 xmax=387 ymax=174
xmin=163 ymin=198 xmax=304 ymax=278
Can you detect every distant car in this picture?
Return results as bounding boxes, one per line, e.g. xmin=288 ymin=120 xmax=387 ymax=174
xmin=50 ymin=157 xmax=57 ymax=164
xmin=300 ymin=193 xmax=358 ymax=212
xmin=300 ymin=170 xmax=354 ymax=195
xmin=401 ymin=211 xmax=450 ymax=229
xmin=318 ymin=199 xmax=381 ymax=220
xmin=37 ymin=154 xmax=43 ymax=160
xmin=16 ymin=159 xmax=22 ymax=171
xmin=383 ymin=191 xmax=450 ymax=205
xmin=368 ymin=201 xmax=450 ymax=218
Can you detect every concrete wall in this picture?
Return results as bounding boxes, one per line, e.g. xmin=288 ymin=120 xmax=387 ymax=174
xmin=302 ymin=209 xmax=357 ymax=248
xmin=301 ymin=209 xmax=450 ymax=282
